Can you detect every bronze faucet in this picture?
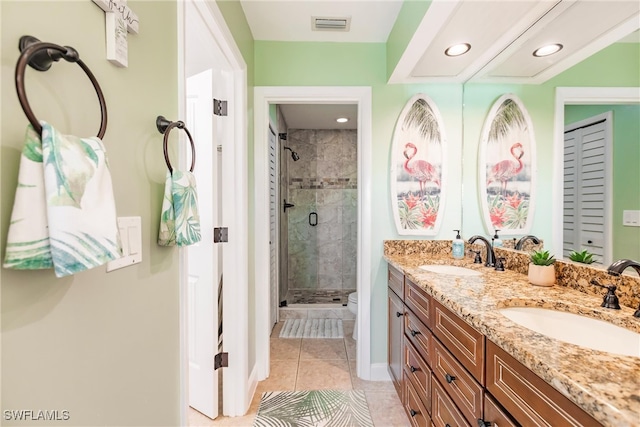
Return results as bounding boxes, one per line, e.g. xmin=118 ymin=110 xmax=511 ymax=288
xmin=606 ymin=259 xmax=640 ymax=318
xmin=468 ymin=235 xmax=495 ymax=268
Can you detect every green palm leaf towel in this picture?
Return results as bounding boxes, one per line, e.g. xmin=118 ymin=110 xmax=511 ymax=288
xmin=158 ymin=170 xmax=202 ymax=246
xmin=4 ymin=123 xmax=122 ymax=277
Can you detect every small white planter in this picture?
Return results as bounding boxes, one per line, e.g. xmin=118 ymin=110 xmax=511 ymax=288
xmin=528 ymin=263 xmax=556 ymax=287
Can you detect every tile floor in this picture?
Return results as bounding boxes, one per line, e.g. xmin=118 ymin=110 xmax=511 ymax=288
xmin=189 ymin=319 xmax=409 ymax=426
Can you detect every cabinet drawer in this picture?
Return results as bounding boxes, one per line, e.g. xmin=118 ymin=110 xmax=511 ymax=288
xmin=486 ymin=340 xmax=602 ymax=427
xmin=431 ymin=376 xmax=471 ymax=427
xmin=405 ymin=277 xmax=432 ymax=329
xmin=405 ymin=309 xmax=433 ymax=367
xmin=432 ymin=300 xmax=485 ymax=384
xmin=432 ymin=339 xmax=483 ymax=426
xmin=404 ymin=371 xmax=432 ymax=427
xmin=389 ymin=265 xmax=404 ymax=298
xmin=404 ymin=339 xmax=432 ymax=414
xmin=482 ymin=394 xmax=518 ymax=427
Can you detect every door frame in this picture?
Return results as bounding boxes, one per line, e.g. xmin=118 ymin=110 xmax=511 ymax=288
xmin=254 ymin=86 xmax=374 ymax=381
xmin=552 ymin=87 xmax=640 ymax=259
xmin=178 ymin=0 xmax=249 ymax=422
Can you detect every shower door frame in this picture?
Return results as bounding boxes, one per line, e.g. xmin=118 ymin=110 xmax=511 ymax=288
xmin=254 ymin=86 xmax=374 ymax=381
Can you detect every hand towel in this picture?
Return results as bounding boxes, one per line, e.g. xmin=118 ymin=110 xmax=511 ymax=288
xmin=158 ymin=170 xmax=202 ymax=246
xmin=4 ymin=123 xmax=122 ymax=277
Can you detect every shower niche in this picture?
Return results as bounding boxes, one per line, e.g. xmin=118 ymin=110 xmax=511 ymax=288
xmin=281 ymin=128 xmax=357 ymax=305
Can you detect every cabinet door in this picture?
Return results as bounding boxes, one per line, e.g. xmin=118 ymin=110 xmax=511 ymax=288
xmin=388 ymin=288 xmax=405 ymax=397
xmin=486 ymin=340 xmax=602 ymax=426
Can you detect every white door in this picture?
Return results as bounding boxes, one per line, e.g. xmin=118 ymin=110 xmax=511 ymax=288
xmin=268 ymin=126 xmax=278 ymax=330
xmin=186 ymin=69 xmax=220 ymax=419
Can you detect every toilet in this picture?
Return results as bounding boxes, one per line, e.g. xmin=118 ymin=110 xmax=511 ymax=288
xmin=347 ymin=292 xmax=358 ymax=340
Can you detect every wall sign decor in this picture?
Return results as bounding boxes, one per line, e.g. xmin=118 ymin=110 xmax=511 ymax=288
xmin=92 ymin=0 xmax=139 ymax=67
xmin=390 ymin=94 xmax=446 ymax=235
xmin=478 ymin=94 xmax=536 ymax=235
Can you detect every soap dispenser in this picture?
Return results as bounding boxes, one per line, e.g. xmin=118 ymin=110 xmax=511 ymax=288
xmin=492 ymin=229 xmax=503 ymax=248
xmin=452 ymin=230 xmax=465 ymax=259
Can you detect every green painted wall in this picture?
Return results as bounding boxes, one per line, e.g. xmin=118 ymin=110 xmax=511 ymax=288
xmin=564 ymin=104 xmax=640 ymax=262
xmin=255 ymin=40 xmax=463 ymax=364
xmin=1 ymin=1 xmax=180 ymax=425
xmin=386 ymin=0 xmax=431 ymax=80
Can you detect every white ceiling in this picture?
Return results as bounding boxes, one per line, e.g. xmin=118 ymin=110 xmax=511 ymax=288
xmin=279 ymin=104 xmax=358 ymax=129
xmin=240 ymin=0 xmax=639 ymax=127
xmin=240 ymin=0 xmax=403 ymax=43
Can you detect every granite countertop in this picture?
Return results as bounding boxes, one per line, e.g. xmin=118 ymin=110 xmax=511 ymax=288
xmin=384 ymin=252 xmax=640 ymax=427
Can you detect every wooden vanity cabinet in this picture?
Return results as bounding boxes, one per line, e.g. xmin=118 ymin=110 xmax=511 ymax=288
xmin=486 ymin=340 xmax=603 ymax=427
xmin=387 ymin=265 xmax=603 ymax=427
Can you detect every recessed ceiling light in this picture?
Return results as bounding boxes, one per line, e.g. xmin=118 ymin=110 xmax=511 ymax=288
xmin=336 ymin=117 xmax=349 ymax=123
xmin=533 ymin=43 xmax=563 ymax=57
xmin=444 ymin=43 xmax=471 ymax=57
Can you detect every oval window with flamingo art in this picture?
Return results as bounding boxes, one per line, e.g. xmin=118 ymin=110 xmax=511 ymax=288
xmin=479 ymin=94 xmax=536 ymax=235
xmin=391 ymin=94 xmax=446 ymax=235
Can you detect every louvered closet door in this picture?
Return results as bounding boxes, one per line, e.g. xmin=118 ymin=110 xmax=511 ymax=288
xmin=564 ymin=118 xmax=609 ymax=262
xmin=268 ymin=126 xmax=278 ymax=329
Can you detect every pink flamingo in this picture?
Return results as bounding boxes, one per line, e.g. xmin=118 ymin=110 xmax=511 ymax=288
xmin=403 ymin=142 xmax=440 ymax=198
xmin=487 ymin=142 xmax=524 ymax=194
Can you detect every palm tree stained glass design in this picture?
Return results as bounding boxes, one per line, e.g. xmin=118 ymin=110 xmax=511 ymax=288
xmin=479 ymin=94 xmax=536 ymax=234
xmin=391 ymin=94 xmax=446 ymax=235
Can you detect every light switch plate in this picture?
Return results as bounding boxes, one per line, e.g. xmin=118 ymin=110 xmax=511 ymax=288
xmin=623 ymin=210 xmax=640 ymax=227
xmin=107 ymin=216 xmax=142 ymax=272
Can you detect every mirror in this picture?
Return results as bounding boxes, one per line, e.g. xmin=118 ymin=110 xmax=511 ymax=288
xmin=553 ymin=88 xmax=639 ymax=266
xmin=461 ymin=42 xmax=639 ymax=264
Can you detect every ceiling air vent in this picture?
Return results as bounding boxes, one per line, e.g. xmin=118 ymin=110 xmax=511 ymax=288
xmin=312 ymin=16 xmax=351 ymax=32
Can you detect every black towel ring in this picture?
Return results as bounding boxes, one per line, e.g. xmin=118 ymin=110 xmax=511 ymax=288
xmin=15 ymin=35 xmax=107 ymax=138
xmin=156 ymin=115 xmax=196 ymax=174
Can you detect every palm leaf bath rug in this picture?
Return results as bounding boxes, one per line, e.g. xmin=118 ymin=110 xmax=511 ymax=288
xmin=254 ymin=390 xmax=374 ymax=427
xmin=279 ymin=319 xmax=344 ymax=339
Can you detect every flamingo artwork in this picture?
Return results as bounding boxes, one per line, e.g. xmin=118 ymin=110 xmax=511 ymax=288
xmin=487 ymin=142 xmax=524 ymax=194
xmin=403 ymin=142 xmax=440 ymax=197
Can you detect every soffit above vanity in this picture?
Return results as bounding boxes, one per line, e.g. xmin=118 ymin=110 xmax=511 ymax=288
xmin=390 ymin=0 xmax=640 ymax=84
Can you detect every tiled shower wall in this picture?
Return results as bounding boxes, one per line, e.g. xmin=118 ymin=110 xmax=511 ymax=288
xmin=284 ymin=129 xmax=357 ymax=303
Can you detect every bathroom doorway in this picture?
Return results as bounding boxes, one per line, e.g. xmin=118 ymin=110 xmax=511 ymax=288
xmin=254 ymin=86 xmax=375 ymax=382
xmin=275 ymin=104 xmax=358 ymax=309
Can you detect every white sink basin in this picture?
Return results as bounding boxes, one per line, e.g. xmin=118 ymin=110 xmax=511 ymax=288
xmin=419 ymin=264 xmax=482 ymax=277
xmin=499 ymin=307 xmax=640 ymax=357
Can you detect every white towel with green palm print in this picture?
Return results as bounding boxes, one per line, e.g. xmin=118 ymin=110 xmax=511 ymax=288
xmin=158 ymin=170 xmax=201 ymax=246
xmin=4 ymin=123 xmax=122 ymax=277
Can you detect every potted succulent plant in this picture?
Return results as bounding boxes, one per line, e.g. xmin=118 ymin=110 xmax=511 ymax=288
xmin=528 ymin=249 xmax=556 ymax=286
xmin=568 ymin=249 xmax=596 ymax=264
